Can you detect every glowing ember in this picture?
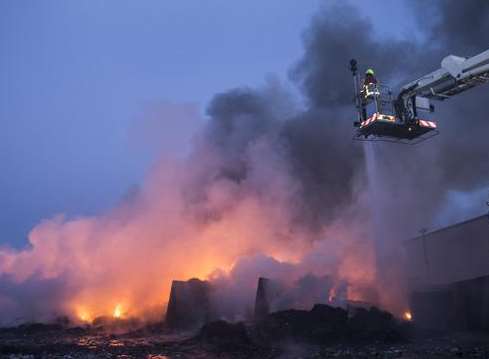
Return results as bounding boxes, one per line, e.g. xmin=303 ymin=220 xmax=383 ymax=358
xmin=403 ymin=310 xmax=412 ymax=321
xmin=113 ymin=304 xmax=123 ymax=319
xmin=79 ymin=312 xmax=89 ymax=322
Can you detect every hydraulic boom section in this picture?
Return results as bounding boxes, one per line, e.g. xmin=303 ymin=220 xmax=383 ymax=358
xmin=350 ymin=48 xmax=489 ymax=143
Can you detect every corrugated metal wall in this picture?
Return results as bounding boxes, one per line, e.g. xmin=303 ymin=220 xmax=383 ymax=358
xmin=404 ymin=215 xmax=489 ymax=291
xmin=404 ymin=215 xmax=489 ymax=330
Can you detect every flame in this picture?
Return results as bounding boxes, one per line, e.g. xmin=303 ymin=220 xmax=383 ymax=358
xmin=402 ymin=310 xmax=412 ymax=321
xmin=76 ymin=307 xmax=92 ymax=323
xmin=113 ymin=304 xmax=123 ymax=319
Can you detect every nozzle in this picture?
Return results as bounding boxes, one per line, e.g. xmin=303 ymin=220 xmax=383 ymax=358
xmin=350 ymin=59 xmax=357 ymax=75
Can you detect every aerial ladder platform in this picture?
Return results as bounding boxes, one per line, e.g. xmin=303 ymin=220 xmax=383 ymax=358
xmin=350 ymin=48 xmax=489 ymax=143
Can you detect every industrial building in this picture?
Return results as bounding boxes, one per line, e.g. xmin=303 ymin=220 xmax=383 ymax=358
xmin=404 ymin=214 xmax=489 ymax=330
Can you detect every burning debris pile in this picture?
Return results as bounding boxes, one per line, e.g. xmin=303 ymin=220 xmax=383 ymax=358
xmin=200 ymin=304 xmax=407 ymax=347
xmin=165 ymin=276 xmax=409 ymax=344
xmin=162 ymin=274 xmax=379 ymax=331
xmin=0 ymin=276 xmax=413 ymax=358
xmin=3 ymin=305 xmax=489 ymax=359
xmin=0 ymin=272 xmax=488 ymax=358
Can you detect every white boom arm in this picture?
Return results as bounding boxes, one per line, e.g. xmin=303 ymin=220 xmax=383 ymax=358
xmin=401 ymin=49 xmax=489 ymax=101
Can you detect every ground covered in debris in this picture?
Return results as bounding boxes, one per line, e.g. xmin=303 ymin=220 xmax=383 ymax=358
xmin=2 ymin=306 xmax=489 ymax=358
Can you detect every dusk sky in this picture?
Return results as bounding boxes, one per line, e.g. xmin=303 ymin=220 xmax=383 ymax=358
xmin=1 ymin=1 xmax=418 ymax=247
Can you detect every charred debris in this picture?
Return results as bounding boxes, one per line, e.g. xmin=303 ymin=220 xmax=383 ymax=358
xmin=4 ymin=276 xmax=489 ymax=358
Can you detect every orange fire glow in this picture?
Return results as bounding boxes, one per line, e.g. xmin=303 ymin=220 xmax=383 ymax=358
xmin=402 ymin=310 xmax=412 ymax=321
xmin=113 ymin=304 xmax=123 ymax=319
xmin=76 ymin=307 xmax=92 ymax=323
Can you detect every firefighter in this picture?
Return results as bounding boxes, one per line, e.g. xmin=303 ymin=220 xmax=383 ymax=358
xmin=363 ymin=68 xmax=379 ymax=99
xmin=364 ymin=68 xmax=377 ymax=86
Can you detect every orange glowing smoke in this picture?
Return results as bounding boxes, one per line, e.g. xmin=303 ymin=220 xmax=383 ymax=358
xmin=0 ymin=159 xmax=316 ymax=322
xmin=0 ymin=150 xmax=401 ymax=323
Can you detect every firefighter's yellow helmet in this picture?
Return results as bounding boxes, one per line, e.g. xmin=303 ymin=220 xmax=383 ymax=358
xmin=366 ymin=68 xmax=375 ymax=75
